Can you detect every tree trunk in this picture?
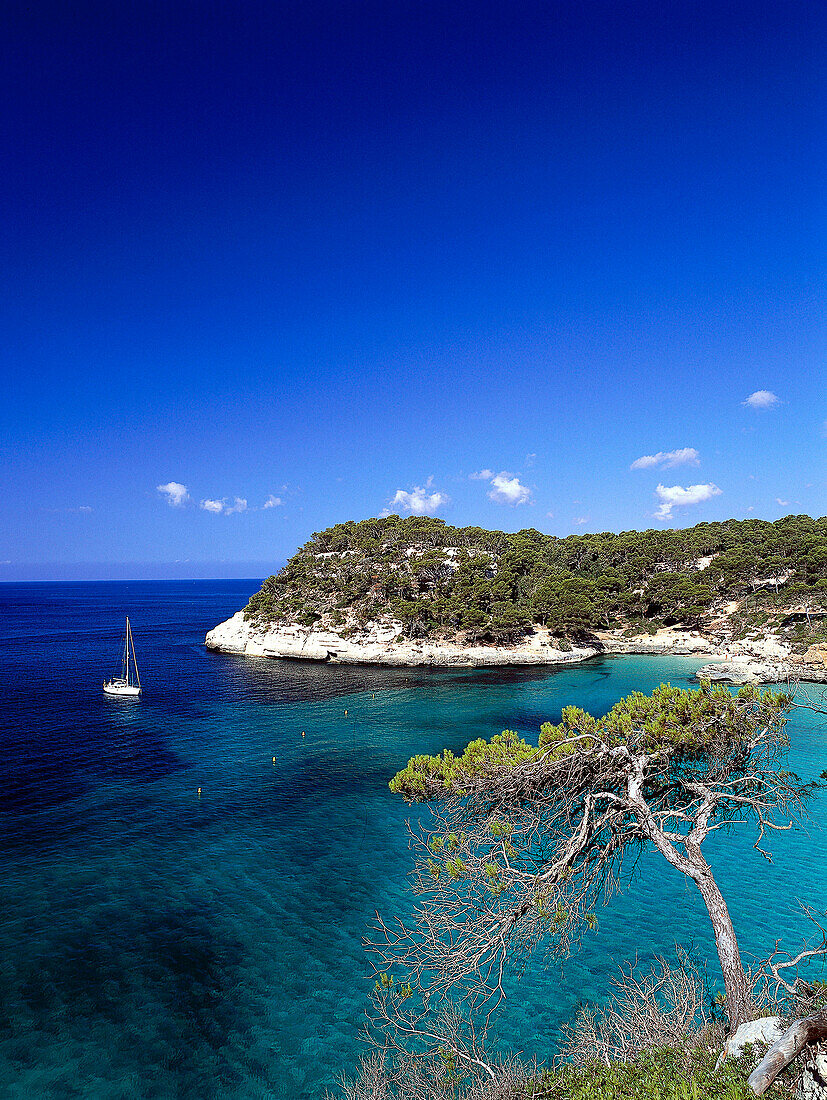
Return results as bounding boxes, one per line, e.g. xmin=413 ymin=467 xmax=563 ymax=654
xmin=692 ymin=866 xmax=756 ymax=1032
xmin=635 ymin=792 xmax=755 ymax=1034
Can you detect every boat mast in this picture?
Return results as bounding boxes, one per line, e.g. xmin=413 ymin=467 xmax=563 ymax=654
xmin=128 ymin=617 xmax=141 ymax=689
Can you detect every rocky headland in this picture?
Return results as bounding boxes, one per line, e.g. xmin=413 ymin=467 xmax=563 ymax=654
xmin=207 ymin=513 xmax=827 ymax=683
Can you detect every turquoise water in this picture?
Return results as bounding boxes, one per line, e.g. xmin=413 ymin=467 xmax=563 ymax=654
xmin=0 ymin=582 xmax=824 ymax=1098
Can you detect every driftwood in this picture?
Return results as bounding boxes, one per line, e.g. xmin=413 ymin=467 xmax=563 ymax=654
xmin=747 ymin=1011 xmax=827 ymax=1095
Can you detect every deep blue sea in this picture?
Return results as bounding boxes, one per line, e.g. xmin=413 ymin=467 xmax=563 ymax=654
xmin=0 ymin=581 xmax=824 ymax=1098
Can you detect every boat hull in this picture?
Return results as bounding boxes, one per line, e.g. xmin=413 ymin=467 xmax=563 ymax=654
xmin=103 ymin=681 xmax=141 ymax=697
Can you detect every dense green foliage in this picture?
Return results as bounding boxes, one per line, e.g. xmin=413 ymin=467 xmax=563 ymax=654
xmin=538 ymin=1046 xmax=779 ymax=1099
xmin=245 ymin=513 xmax=827 ymax=643
xmin=388 ymin=682 xmax=790 ymax=801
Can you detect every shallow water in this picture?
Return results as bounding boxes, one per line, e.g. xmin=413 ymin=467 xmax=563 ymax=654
xmin=0 ymin=582 xmax=824 ymax=1097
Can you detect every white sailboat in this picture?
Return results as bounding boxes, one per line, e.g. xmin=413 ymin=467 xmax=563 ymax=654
xmin=103 ymin=616 xmax=142 ymax=697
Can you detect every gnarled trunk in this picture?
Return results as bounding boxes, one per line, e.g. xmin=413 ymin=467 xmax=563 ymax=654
xmin=643 ymin=822 xmax=755 ymax=1033
xmin=691 ymin=859 xmax=755 ymax=1031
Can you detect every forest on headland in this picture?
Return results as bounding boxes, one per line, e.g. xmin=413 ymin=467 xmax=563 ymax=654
xmin=244 ymin=513 xmax=827 ymax=646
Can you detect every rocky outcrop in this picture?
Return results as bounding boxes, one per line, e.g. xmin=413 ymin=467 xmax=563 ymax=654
xmin=595 ymin=629 xmax=827 ymax=682
xmin=594 ymin=629 xmax=718 ymax=656
xmin=695 ymin=660 xmax=775 ymax=684
xmin=695 ymin=657 xmax=827 ymax=685
xmin=205 ymin=612 xmax=599 ymax=668
xmin=205 ymin=613 xmax=827 ymax=680
xmin=690 ymin=632 xmax=827 ymax=684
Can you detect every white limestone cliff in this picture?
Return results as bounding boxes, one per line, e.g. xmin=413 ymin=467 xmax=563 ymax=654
xmin=205 ymin=612 xmax=827 ymax=681
xmin=205 ymin=612 xmax=599 ymax=667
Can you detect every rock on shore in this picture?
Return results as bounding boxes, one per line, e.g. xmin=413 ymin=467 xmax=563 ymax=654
xmin=205 ymin=612 xmax=599 ymax=667
xmin=693 ymin=639 xmax=827 ymax=684
xmin=601 ymin=629 xmax=827 ymax=685
xmin=205 ymin=613 xmax=827 ymax=682
xmin=695 ymin=656 xmax=827 ymax=684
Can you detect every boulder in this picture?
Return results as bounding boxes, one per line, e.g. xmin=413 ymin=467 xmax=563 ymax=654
xmin=801 ymin=645 xmax=827 ymax=668
xmin=725 ymin=1016 xmax=786 ymax=1062
xmin=695 ymin=661 xmax=765 ymax=684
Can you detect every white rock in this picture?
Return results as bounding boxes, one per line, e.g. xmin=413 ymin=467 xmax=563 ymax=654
xmin=725 ymin=1016 xmax=786 ymax=1061
xmin=695 ymin=660 xmax=764 ymax=684
xmin=205 ymin=615 xmax=600 ymax=668
xmin=205 ymin=612 xmax=827 ymax=681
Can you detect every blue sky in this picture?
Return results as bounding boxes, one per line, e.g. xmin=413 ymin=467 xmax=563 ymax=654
xmin=2 ymin=0 xmax=824 ymax=579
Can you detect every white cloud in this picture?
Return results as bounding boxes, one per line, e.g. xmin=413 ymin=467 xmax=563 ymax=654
xmin=573 ymin=516 xmax=588 ymax=526
xmin=744 ymin=390 xmax=780 ymax=409
xmin=546 ymin=510 xmax=554 ymax=519
xmin=388 ymin=480 xmax=449 ymax=516
xmin=489 ymin=472 xmax=531 ymax=505
xmin=654 ymin=482 xmax=722 ymax=520
xmin=263 ymin=495 xmax=283 ymax=509
xmin=776 ymin=498 xmax=789 ymax=506
xmin=630 ymin=447 xmax=700 ymax=471
xmin=157 ymin=482 xmax=189 ymax=507
xmin=525 ymin=453 xmax=537 ymax=467
xmin=470 ymin=469 xmax=532 ymax=505
xmin=469 ymin=470 xmax=529 ymax=506
xmin=199 ymin=496 xmax=248 ymax=515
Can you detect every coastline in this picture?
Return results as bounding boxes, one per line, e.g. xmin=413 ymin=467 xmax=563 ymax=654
xmin=205 ymin=613 xmax=827 ymax=683
xmin=205 ymin=612 xmax=600 ymax=668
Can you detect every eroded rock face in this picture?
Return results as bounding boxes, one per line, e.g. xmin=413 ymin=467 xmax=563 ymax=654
xmin=205 ymin=613 xmax=600 ymax=668
xmin=594 ymin=629 xmax=716 ymax=656
xmin=802 ymin=645 xmax=827 ymax=668
xmin=696 ymin=660 xmax=770 ymax=684
xmin=205 ymin=612 xmax=827 ymax=680
xmin=695 ymin=658 xmax=827 ymax=685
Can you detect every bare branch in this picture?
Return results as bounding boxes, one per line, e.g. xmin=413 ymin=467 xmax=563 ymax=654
xmin=558 ymin=951 xmax=709 ymax=1066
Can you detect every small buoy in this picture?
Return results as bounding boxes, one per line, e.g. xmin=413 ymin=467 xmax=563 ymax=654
xmin=344 ymin=710 xmax=348 ymax=716
xmin=301 ymin=731 xmax=305 ymax=737
xmin=197 ymin=787 xmax=202 ymax=796
xmin=272 ymin=756 xmax=276 ymax=763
